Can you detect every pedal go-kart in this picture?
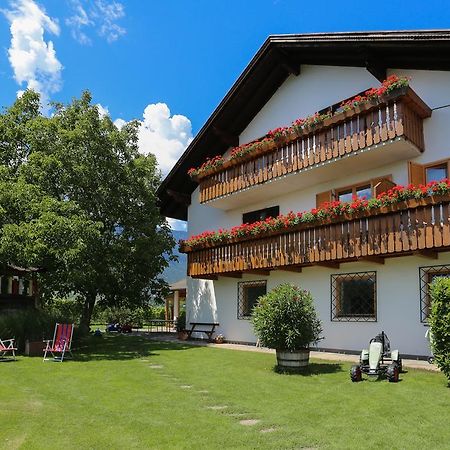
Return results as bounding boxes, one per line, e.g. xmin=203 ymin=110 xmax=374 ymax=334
xmin=350 ymin=331 xmax=402 ymax=382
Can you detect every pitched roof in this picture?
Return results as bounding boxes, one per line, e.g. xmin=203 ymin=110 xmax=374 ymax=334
xmin=158 ymin=30 xmax=450 ymax=220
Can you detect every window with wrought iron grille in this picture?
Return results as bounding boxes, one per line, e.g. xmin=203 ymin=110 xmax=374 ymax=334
xmin=419 ymin=264 xmax=450 ymax=322
xmin=331 ymin=272 xmax=377 ymax=321
xmin=237 ymin=280 xmax=267 ymax=319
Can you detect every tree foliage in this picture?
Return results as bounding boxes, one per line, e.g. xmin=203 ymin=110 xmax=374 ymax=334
xmin=429 ymin=277 xmax=450 ymax=385
xmin=0 ymin=91 xmax=174 ymax=327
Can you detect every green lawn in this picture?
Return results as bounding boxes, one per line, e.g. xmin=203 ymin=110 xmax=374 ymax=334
xmin=1 ymin=335 xmax=449 ymax=450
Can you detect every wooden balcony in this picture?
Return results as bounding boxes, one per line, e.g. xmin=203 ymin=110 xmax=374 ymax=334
xmin=183 ymin=195 xmax=450 ymax=278
xmin=198 ymin=87 xmax=431 ymax=209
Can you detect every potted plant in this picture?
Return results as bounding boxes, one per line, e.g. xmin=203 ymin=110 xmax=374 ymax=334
xmin=251 ymin=284 xmax=322 ymax=370
xmin=176 ymin=310 xmax=188 ymax=340
xmin=214 ymin=334 xmax=225 ymax=344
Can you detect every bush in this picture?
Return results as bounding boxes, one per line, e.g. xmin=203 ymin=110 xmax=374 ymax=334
xmin=429 ymin=278 xmax=450 ymax=385
xmin=0 ymin=309 xmax=76 ymax=352
xmin=95 ymin=306 xmax=155 ymax=327
xmin=45 ymin=297 xmax=83 ymax=324
xmin=152 ymin=305 xmax=166 ymax=320
xmin=176 ymin=310 xmax=186 ymax=331
xmin=251 ymin=283 xmax=322 ymax=351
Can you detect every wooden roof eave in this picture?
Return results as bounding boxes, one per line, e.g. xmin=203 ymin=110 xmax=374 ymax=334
xmin=157 ymin=30 xmax=450 ymax=221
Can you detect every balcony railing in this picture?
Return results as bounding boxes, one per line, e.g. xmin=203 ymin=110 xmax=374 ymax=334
xmin=198 ymin=87 xmax=431 ymax=205
xmin=183 ymin=195 xmax=450 ymax=278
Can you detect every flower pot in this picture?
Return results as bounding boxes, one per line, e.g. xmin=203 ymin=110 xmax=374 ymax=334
xmin=177 ymin=331 xmax=189 ymax=341
xmin=381 ymin=85 xmax=409 ymax=104
xmin=276 ymin=349 xmax=310 ymax=369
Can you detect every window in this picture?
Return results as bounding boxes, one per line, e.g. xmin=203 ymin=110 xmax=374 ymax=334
xmin=425 ymin=163 xmax=448 ymax=183
xmin=409 ymin=159 xmax=450 ymax=185
xmin=243 ymin=206 xmax=279 ymax=224
xmin=419 ymin=265 xmax=450 ymax=322
xmin=238 ymin=280 xmax=267 ymax=319
xmin=336 ymin=183 xmax=373 ymax=202
xmin=331 ymin=272 xmax=377 ymax=321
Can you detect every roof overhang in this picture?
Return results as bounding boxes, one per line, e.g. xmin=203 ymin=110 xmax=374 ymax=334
xmin=157 ymin=30 xmax=450 ymax=220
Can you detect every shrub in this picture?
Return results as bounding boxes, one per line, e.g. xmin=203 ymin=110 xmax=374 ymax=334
xmin=176 ymin=310 xmax=186 ymax=332
xmin=251 ymin=284 xmax=322 ymax=351
xmin=95 ymin=306 xmax=155 ymax=327
xmin=0 ymin=309 xmax=75 ymax=352
xmin=45 ymin=297 xmax=83 ymax=324
xmin=152 ymin=305 xmax=166 ymax=320
xmin=429 ymin=278 xmax=450 ymax=385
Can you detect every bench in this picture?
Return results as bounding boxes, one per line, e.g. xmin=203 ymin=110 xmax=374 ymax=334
xmin=187 ymin=322 xmax=219 ymax=341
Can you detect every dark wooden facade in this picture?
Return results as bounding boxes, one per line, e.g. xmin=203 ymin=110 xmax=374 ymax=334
xmin=0 ymin=266 xmax=39 ymax=311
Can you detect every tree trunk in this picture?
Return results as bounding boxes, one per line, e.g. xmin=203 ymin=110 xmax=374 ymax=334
xmin=80 ymin=292 xmax=96 ymax=333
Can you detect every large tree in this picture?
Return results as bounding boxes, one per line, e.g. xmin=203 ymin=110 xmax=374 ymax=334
xmin=0 ymin=91 xmax=174 ymax=328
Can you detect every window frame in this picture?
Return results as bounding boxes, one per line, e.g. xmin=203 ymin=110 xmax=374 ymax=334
xmin=424 ymin=158 xmax=450 ymax=184
xmin=242 ymin=206 xmax=279 ymax=224
xmin=419 ymin=264 xmax=450 ymax=323
xmin=335 ymin=183 xmax=372 ymax=202
xmin=237 ymin=280 xmax=267 ymax=320
xmin=331 ymin=271 xmax=377 ymax=322
xmin=334 ymin=175 xmax=392 ymax=203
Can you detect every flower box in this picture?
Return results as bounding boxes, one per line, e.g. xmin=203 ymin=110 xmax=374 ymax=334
xmin=181 ymin=188 xmax=450 ymax=252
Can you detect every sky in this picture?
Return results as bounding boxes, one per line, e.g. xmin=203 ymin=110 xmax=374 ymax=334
xmin=1 ymin=0 xmax=449 ymax=230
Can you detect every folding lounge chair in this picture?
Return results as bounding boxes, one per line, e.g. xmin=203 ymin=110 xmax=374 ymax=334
xmin=43 ymin=323 xmax=74 ymax=362
xmin=0 ymin=338 xmax=16 ymax=361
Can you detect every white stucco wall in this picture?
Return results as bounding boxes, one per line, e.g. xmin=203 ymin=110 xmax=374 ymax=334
xmin=185 ymin=65 xmax=450 ymax=356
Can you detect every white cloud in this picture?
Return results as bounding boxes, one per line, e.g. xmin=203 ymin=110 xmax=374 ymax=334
xmin=96 ymin=103 xmax=109 ymax=118
xmin=113 ymin=118 xmax=126 ymax=129
xmin=65 ymin=0 xmax=93 ymax=45
xmin=66 ymin=0 xmax=125 ymax=44
xmin=114 ymin=102 xmax=192 ymax=230
xmin=167 ymin=218 xmax=187 ymax=232
xmin=120 ymin=102 xmax=193 ymax=176
xmin=3 ymin=0 xmax=63 ymax=108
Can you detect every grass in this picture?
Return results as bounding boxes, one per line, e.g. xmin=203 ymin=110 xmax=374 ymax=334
xmin=1 ymin=334 xmax=449 ymax=449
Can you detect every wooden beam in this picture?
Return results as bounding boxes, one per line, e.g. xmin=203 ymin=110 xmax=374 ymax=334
xmin=416 ymin=250 xmax=438 ymax=260
xmin=190 ymin=275 xmax=218 ymax=280
xmin=246 ymin=270 xmax=271 ymax=276
xmin=365 ymin=62 xmax=386 ymax=82
xmin=212 ymin=126 xmax=239 ymax=148
xmin=166 ymin=189 xmax=191 ymax=206
xmin=220 ymin=272 xmax=243 ymax=278
xmin=315 ymin=262 xmax=340 ymax=269
xmin=276 ymin=266 xmax=303 ymax=273
xmin=273 ymin=48 xmax=301 ymax=76
xmin=359 ymin=256 xmax=385 ymax=265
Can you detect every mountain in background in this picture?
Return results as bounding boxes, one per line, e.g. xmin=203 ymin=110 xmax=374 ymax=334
xmin=162 ymin=230 xmax=187 ymax=284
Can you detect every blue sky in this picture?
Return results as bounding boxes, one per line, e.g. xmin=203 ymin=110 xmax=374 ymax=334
xmin=1 ymin=0 xmax=449 ymax=229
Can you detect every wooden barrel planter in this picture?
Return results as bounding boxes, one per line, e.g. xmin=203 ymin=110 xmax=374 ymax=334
xmin=276 ymin=349 xmax=310 ymax=369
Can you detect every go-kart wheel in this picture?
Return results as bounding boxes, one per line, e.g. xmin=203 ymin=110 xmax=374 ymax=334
xmin=397 ymin=358 xmax=403 ymax=373
xmin=386 ymin=363 xmax=399 ymax=382
xmin=350 ymin=365 xmax=362 ymax=382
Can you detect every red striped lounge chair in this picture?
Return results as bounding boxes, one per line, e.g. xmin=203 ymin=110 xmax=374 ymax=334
xmin=0 ymin=338 xmax=16 ymax=361
xmin=43 ymin=323 xmax=74 ymax=362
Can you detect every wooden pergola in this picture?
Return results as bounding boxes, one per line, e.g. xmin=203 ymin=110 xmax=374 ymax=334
xmin=165 ymin=279 xmax=186 ymax=320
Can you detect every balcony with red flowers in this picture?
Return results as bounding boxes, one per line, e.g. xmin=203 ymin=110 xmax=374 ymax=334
xmin=181 ymin=182 xmax=450 ymax=278
xmin=189 ymin=77 xmax=432 ymax=210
